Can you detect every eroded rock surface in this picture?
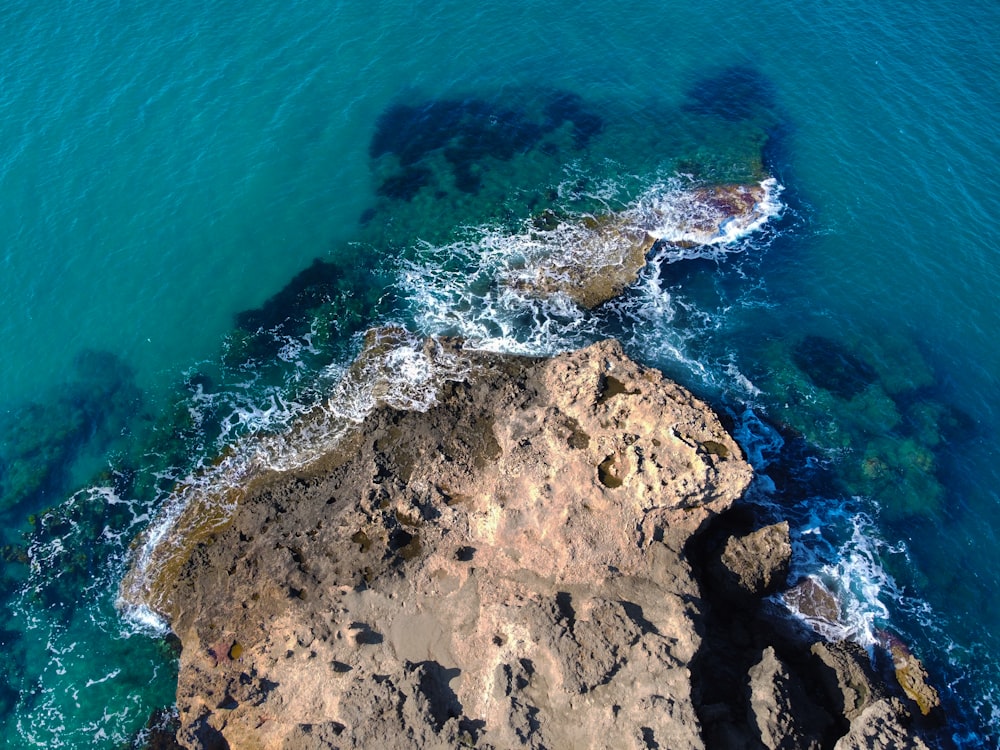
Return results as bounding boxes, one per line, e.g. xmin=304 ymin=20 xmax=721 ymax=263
xmin=148 ymin=340 xmax=749 ymax=749
xmin=709 ymin=520 xmax=791 ymax=604
xmin=134 ymin=339 xmax=940 ymax=749
xmin=748 ymin=646 xmax=832 ymax=750
xmin=834 ymin=698 xmax=931 ymax=750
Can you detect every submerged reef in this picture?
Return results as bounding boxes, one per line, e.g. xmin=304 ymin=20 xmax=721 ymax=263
xmin=501 ymin=180 xmax=778 ymax=309
xmin=747 ymin=329 xmax=971 ymax=522
xmin=360 ymin=84 xmax=780 ymax=252
xmin=792 ymin=335 xmax=879 ymax=400
xmin=683 ymin=64 xmax=778 ymax=124
xmin=0 ymin=349 xmax=142 ymax=533
xmin=125 ymin=338 xmax=941 ymax=749
xmin=228 ymin=253 xmax=389 ymax=374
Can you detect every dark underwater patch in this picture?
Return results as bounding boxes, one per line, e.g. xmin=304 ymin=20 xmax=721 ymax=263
xmin=543 ymin=91 xmax=604 ymax=149
xmin=683 ymin=64 xmax=776 ymax=123
xmin=370 ymin=99 xmax=473 ymax=165
xmin=0 ymin=350 xmax=142 ymax=521
xmin=791 ymin=335 xmax=878 ymax=400
xmin=236 ymin=258 xmax=345 ymax=334
xmin=369 ymin=90 xmax=604 ymax=200
xmin=0 ymin=676 xmax=17 ymax=723
xmin=895 ymin=389 xmax=979 ymax=445
xmin=657 ymin=256 xmax=722 ymax=287
xmin=375 ymin=165 xmax=432 ymax=202
xmin=760 ymin=118 xmax=795 ymax=182
xmin=449 ymin=159 xmax=482 ymax=194
xmin=231 ymin=255 xmax=387 ymax=367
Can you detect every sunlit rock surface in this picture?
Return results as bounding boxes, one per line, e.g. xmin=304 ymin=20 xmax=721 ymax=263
xmin=124 ymin=337 xmax=937 ymax=749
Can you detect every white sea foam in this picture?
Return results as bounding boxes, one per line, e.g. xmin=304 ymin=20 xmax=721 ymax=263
xmin=397 ymin=175 xmax=784 ymax=358
xmin=637 ymin=176 xmax=783 ymax=255
xmin=120 ymin=601 xmax=171 ymax=635
xmin=731 ymin=406 xmax=785 ymax=470
xmin=398 ymin=233 xmax=598 ymax=356
xmin=120 ymin=328 xmax=471 ymax=621
xmin=84 ymin=670 xmax=121 ymax=688
xmin=726 ymin=406 xmax=904 ymax=648
xmin=777 ymin=502 xmax=901 ymax=646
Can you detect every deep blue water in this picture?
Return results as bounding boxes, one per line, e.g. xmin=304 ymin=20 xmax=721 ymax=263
xmin=2 ymin=0 xmax=999 ymax=746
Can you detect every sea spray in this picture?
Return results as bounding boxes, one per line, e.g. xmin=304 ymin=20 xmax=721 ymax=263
xmin=397 ymin=176 xmax=783 ymax=353
xmin=119 ymin=328 xmax=471 ymax=623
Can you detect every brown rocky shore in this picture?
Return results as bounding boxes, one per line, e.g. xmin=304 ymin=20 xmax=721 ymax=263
xmin=133 ymin=337 xmax=942 ymax=749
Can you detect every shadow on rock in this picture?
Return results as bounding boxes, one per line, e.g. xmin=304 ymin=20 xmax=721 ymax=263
xmin=686 ymin=506 xmax=951 ymax=749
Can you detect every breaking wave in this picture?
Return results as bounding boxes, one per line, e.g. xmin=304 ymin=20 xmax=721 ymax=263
xmin=119 ymin=328 xmax=472 ymax=624
xmin=397 ymin=176 xmax=783 ymax=352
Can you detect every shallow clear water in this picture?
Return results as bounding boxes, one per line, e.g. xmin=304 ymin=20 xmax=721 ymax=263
xmin=1 ymin=0 xmax=999 ymax=746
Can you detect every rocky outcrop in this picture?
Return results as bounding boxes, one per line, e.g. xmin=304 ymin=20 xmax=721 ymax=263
xmin=507 ymin=213 xmax=656 ymax=309
xmin=834 ymin=698 xmax=932 ymax=750
xmin=649 ymin=182 xmax=776 ymax=249
xmin=748 ymin=646 xmax=832 ymax=749
xmin=129 ymin=338 xmax=939 ymax=749
xmin=881 ymin=634 xmax=942 ymax=718
xmin=689 ymin=513 xmax=940 ymax=749
xmin=708 ymin=520 xmax=791 ymax=605
xmin=505 ymin=180 xmax=778 ymax=309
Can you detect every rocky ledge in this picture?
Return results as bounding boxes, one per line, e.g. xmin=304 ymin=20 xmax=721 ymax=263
xmin=137 ymin=339 xmax=940 ymax=749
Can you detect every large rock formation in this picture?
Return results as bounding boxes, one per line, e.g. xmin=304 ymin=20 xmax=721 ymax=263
xmin=128 ymin=338 xmax=937 ymax=749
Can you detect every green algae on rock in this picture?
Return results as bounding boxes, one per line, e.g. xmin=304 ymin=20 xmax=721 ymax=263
xmin=883 ymin=634 xmax=942 ymax=718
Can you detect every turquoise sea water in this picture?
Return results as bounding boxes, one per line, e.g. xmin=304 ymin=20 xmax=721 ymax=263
xmin=2 ymin=0 xmax=999 ymax=746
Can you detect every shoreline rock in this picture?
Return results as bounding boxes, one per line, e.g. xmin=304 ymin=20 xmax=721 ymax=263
xmin=504 ymin=179 xmax=778 ymax=310
xmin=129 ymin=339 xmax=941 ymax=749
xmin=687 ymin=508 xmax=943 ymax=749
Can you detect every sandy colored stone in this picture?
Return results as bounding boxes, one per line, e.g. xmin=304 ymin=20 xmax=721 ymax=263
xmin=889 ymin=641 xmax=941 ymax=717
xmin=662 ymin=183 xmax=769 ymax=248
xmin=126 ymin=337 xmax=940 ymax=749
xmin=711 ymin=521 xmax=791 ymax=603
xmin=143 ymin=339 xmax=752 ymax=749
xmin=785 ymin=576 xmax=842 ymax=624
xmin=834 ymin=698 xmax=930 ymax=750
